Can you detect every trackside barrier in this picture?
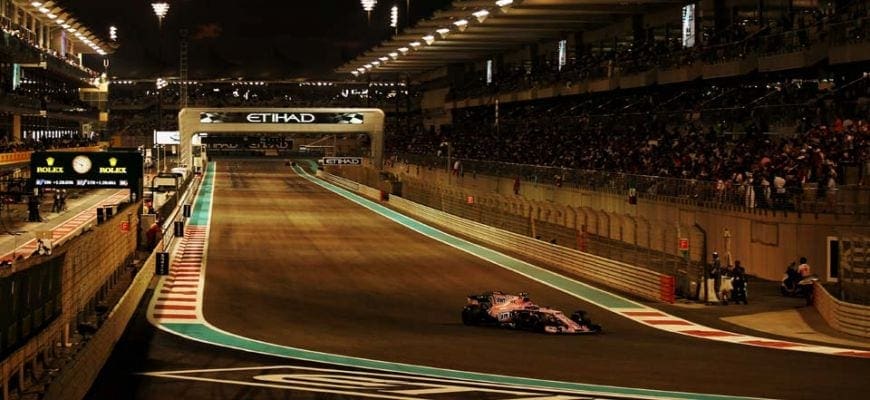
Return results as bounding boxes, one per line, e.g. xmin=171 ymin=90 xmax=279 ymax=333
xmin=320 ymin=173 xmax=674 ymax=303
xmin=660 ymin=276 xmax=676 ymax=303
xmin=814 ymin=282 xmax=870 ymax=338
xmin=42 ymin=242 xmax=159 ymax=400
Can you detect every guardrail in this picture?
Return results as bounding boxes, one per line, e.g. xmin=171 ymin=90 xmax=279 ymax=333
xmin=320 ymin=172 xmax=675 ymax=303
xmin=814 ymin=282 xmax=870 ymax=338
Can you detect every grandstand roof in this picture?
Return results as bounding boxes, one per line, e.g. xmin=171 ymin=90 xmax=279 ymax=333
xmin=20 ymin=0 xmax=113 ymax=55
xmin=337 ymin=0 xmax=685 ymax=77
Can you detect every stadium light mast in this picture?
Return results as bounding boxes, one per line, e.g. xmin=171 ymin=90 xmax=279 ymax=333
xmin=360 ymin=0 xmax=377 ymax=23
xmin=152 ymin=2 xmax=170 ymax=131
xmin=151 ymin=2 xmax=170 ymax=28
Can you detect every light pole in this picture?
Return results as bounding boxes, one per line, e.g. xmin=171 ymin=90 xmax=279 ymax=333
xmin=155 ymin=144 xmax=165 ymax=173
xmin=152 ymin=3 xmax=170 ymax=133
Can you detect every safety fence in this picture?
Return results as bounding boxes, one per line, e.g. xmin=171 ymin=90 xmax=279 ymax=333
xmin=320 ymin=172 xmax=675 ymax=303
xmin=390 ymin=154 xmax=870 ymax=216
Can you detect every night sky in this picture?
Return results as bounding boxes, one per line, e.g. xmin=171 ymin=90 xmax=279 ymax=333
xmin=61 ymin=0 xmax=453 ymax=79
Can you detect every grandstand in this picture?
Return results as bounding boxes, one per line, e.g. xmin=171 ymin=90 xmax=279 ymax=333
xmin=0 ymin=1 xmax=108 ymax=203
xmin=332 ymin=0 xmax=868 ymax=284
xmin=1 ymin=0 xmax=109 ymax=180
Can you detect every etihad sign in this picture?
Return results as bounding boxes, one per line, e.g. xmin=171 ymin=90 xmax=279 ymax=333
xmin=245 ymin=113 xmax=316 ymax=123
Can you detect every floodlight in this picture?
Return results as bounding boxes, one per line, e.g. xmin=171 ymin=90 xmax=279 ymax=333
xmin=472 ymin=10 xmax=489 ymax=23
xmin=453 ymin=19 xmax=469 ymax=31
xmin=151 ymin=2 xmax=170 ymax=27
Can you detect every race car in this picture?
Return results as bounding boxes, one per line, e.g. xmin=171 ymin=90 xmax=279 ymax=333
xmin=461 ymin=291 xmax=601 ymax=334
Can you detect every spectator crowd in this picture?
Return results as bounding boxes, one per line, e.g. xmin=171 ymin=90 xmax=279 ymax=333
xmin=0 ymin=136 xmax=99 ymax=154
xmin=449 ymin=2 xmax=867 ymax=101
xmin=388 ymin=72 xmax=869 ymax=211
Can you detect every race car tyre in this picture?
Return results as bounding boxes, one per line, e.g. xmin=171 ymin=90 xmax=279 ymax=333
xmin=462 ymin=306 xmax=480 ymax=325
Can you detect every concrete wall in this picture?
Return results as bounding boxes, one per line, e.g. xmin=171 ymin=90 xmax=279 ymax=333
xmin=360 ymin=163 xmax=866 ymax=282
xmin=1 ymin=203 xmax=139 ymax=400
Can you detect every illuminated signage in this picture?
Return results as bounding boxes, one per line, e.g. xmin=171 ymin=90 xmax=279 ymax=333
xmin=321 ymin=157 xmax=363 ymax=166
xmin=682 ymin=4 xmax=696 ymax=48
xmin=246 ymin=113 xmax=316 ymax=123
xmin=99 ymin=157 xmax=127 ymax=174
xmin=200 ymin=112 xmax=365 ymax=124
xmin=154 ymin=130 xmax=181 ymax=145
xmin=36 ymin=157 xmax=64 ymax=173
xmin=31 ymin=152 xmax=143 ymax=190
xmin=203 ymin=135 xmax=293 ymax=150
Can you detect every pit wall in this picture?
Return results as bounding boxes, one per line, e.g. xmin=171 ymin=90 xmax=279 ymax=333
xmin=332 ymin=163 xmax=866 ymax=282
xmin=41 ymin=239 xmax=159 ymax=400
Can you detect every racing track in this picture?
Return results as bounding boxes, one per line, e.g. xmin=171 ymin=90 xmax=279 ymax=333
xmin=200 ymin=159 xmax=870 ymax=400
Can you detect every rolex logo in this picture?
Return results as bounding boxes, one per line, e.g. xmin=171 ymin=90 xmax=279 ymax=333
xmin=37 ymin=157 xmax=63 ymax=173
xmin=99 ymin=157 xmax=126 ymax=174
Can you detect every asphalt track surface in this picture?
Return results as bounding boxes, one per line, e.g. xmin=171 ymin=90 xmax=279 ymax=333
xmin=91 ymin=159 xmax=870 ymax=399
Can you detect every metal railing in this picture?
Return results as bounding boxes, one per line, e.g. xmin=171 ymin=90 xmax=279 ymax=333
xmin=390 ymin=153 xmax=870 ymax=216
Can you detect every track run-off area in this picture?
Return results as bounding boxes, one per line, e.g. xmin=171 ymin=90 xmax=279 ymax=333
xmin=95 ymin=159 xmax=869 ymax=400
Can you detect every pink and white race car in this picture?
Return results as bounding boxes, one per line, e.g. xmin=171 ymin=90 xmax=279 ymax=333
xmin=461 ymin=291 xmax=601 ymax=334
